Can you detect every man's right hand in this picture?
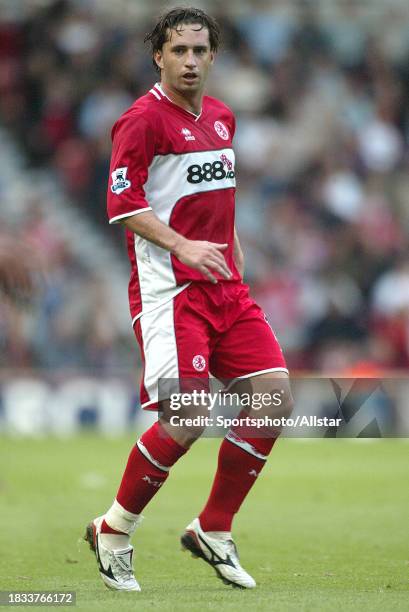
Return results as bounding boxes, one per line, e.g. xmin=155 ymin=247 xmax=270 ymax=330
xmin=122 ymin=211 xmax=232 ymax=283
xmin=173 ymin=238 xmax=232 ymax=284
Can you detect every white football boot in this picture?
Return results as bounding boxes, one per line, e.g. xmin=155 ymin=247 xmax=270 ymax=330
xmin=181 ymin=518 xmax=256 ymax=589
xmin=84 ymin=516 xmax=141 ymax=592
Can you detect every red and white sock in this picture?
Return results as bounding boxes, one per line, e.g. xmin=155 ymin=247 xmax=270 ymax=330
xmin=198 ymin=429 xmax=278 ymax=534
xmin=101 ymin=421 xmax=187 ymax=549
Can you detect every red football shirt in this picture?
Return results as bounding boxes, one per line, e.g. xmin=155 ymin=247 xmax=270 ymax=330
xmin=107 ymin=82 xmax=240 ymax=325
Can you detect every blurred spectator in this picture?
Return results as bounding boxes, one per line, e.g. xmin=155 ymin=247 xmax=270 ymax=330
xmin=78 ymin=81 xmax=132 ymax=140
xmin=372 ymin=258 xmax=409 ymax=317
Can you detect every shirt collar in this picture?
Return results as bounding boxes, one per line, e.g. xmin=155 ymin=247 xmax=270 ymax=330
xmin=153 ymin=82 xmax=202 ymax=122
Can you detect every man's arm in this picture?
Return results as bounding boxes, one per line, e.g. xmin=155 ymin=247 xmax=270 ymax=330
xmin=122 ymin=211 xmax=232 ymax=284
xmin=233 ymin=226 xmax=244 ymax=278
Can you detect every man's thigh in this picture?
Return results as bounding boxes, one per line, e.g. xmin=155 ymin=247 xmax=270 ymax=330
xmin=210 ymin=301 xmax=288 ymax=383
xmin=134 ymin=288 xmax=211 ymax=410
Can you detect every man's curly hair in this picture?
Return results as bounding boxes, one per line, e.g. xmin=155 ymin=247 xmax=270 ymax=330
xmin=144 ymin=7 xmax=221 ymax=72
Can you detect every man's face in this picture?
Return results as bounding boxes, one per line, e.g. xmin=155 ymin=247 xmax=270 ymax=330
xmin=154 ymin=24 xmax=214 ymax=93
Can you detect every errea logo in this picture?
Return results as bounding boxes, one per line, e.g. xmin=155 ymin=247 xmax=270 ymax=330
xmin=181 ymin=127 xmax=195 ymax=141
xmin=142 ymin=475 xmax=163 ymax=488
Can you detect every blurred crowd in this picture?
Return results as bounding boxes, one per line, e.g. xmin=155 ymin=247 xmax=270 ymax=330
xmin=0 ymin=195 xmax=134 ymax=371
xmin=1 ymin=0 xmax=409 ymax=374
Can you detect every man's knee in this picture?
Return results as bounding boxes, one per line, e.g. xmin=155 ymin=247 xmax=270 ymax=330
xmin=279 ymin=392 xmax=294 ymax=419
xmin=232 ymin=374 xmax=294 ymax=417
xmin=159 ymin=398 xmax=208 ymax=448
xmin=160 ymin=420 xmax=205 ymax=448
xmin=229 ymin=374 xmax=294 ymax=439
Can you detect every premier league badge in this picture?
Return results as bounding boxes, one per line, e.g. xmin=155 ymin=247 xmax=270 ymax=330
xmin=111 ymin=167 xmax=131 ymax=195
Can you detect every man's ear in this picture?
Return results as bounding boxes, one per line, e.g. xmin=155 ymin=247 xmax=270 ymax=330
xmin=209 ymin=50 xmax=215 ymax=65
xmin=154 ymin=50 xmax=164 ymax=71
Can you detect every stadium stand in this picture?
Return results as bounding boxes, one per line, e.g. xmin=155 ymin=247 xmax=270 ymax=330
xmin=1 ymin=0 xmax=409 ymax=373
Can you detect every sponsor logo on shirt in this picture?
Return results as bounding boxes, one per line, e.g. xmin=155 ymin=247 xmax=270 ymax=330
xmin=181 ymin=127 xmax=196 ymax=141
xmin=214 ymin=120 xmax=229 ymax=140
xmin=220 ymin=153 xmax=233 ymax=171
xmin=186 ymin=155 xmax=235 ymax=184
xmin=111 ymin=167 xmax=131 ymax=195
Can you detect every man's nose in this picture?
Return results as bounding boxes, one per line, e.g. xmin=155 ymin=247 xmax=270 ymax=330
xmin=184 ymin=49 xmax=197 ymax=67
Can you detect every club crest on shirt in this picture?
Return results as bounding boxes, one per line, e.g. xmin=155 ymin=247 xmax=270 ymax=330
xmin=111 ymin=167 xmax=131 ymax=195
xmin=192 ymin=354 xmax=206 ymax=372
xmin=214 ymin=120 xmax=229 ymax=140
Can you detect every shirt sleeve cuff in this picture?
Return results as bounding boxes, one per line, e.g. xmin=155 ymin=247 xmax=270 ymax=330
xmin=109 ymin=207 xmax=153 ymax=225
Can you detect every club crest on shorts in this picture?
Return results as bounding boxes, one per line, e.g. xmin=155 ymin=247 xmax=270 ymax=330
xmin=111 ymin=167 xmax=131 ymax=195
xmin=192 ymin=354 xmax=206 ymax=372
xmin=214 ymin=120 xmax=229 ymax=140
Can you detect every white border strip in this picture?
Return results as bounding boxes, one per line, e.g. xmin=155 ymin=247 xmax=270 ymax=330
xmin=149 ymin=88 xmax=161 ymax=100
xmin=223 ymin=367 xmax=289 ymax=392
xmin=136 ymin=439 xmax=169 ymax=472
xmin=139 ymin=298 xmax=180 ymax=411
xmin=225 ymin=431 xmax=268 ymax=460
xmin=109 ymin=207 xmax=152 ymax=224
xmin=141 ymin=398 xmax=158 ymax=409
xmin=131 ymin=283 xmax=190 ymax=326
xmin=238 ymin=367 xmax=289 ymax=379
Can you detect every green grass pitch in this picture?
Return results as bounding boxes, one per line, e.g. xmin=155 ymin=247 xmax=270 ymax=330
xmin=0 ymin=436 xmax=408 ymax=611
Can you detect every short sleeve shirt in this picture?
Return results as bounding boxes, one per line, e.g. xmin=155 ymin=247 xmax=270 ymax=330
xmin=107 ymin=83 xmax=240 ymax=324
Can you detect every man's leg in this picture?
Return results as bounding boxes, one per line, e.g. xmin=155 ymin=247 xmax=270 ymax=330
xmin=180 ymin=373 xmax=292 ymax=589
xmin=85 ymin=407 xmax=206 ymax=592
xmin=101 ymin=411 xmax=205 ymax=547
xmin=178 ymin=286 xmax=292 ymax=588
xmin=198 ymin=372 xmax=293 ymax=533
xmin=197 ymin=293 xmax=291 ymax=534
xmin=101 ymin=287 xmax=211 ymax=548
xmin=86 ymin=286 xmax=214 ymax=590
